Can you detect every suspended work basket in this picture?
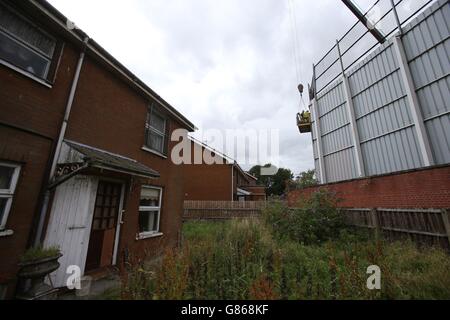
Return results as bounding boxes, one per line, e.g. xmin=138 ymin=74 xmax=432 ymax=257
xmin=297 ymin=111 xmax=312 ymax=134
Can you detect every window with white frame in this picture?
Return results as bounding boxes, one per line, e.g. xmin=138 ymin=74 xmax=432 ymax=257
xmin=138 ymin=186 xmax=162 ymax=236
xmin=0 ymin=3 xmax=57 ymax=81
xmin=0 ymin=163 xmax=21 ymax=231
xmin=145 ymin=105 xmax=168 ymax=155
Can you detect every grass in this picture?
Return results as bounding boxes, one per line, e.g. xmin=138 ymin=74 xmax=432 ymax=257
xmin=95 ymin=287 xmax=122 ymax=300
xmin=122 ymin=218 xmax=450 ymax=300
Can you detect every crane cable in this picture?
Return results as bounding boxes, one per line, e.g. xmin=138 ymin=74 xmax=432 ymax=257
xmin=287 ymin=0 xmax=307 ymax=110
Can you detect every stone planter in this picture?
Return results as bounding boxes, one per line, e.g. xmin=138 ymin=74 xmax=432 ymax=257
xmin=16 ymin=254 xmax=62 ymax=300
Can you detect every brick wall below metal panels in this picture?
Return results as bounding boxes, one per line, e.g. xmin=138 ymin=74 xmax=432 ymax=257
xmin=288 ymin=165 xmax=450 ymax=209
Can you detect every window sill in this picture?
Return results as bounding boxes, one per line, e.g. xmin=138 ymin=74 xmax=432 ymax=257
xmin=141 ymin=146 xmax=168 ymax=159
xmin=0 ymin=230 xmax=14 ymax=238
xmin=136 ymin=232 xmax=163 ymax=240
xmin=0 ymin=59 xmax=53 ymax=89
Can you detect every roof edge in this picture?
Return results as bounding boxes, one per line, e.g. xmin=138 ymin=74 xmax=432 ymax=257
xmin=30 ymin=0 xmax=197 ymax=132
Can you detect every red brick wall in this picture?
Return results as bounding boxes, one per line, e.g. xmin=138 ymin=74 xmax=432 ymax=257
xmin=0 ymin=26 xmax=189 ymax=297
xmin=288 ymin=166 xmax=450 ymax=209
xmin=0 ymin=42 xmax=80 ymax=298
xmin=0 ymin=127 xmax=53 ymax=296
xmin=183 ymin=142 xmax=233 ymax=201
xmin=0 ymin=43 xmax=79 ymax=138
xmin=242 ymin=186 xmax=267 ymax=201
xmin=65 ymin=55 xmax=189 ymax=268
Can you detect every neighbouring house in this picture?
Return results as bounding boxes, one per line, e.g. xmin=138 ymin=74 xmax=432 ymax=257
xmin=0 ymin=0 xmax=195 ymax=299
xmin=183 ymin=138 xmax=266 ymax=202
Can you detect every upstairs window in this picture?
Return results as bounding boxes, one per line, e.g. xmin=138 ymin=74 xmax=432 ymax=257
xmin=0 ymin=163 xmax=21 ymax=231
xmin=0 ymin=3 xmax=57 ymax=81
xmin=145 ymin=105 xmax=168 ymax=156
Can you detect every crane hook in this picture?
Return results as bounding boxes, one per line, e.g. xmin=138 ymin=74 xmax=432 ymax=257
xmin=297 ymin=83 xmax=304 ymax=96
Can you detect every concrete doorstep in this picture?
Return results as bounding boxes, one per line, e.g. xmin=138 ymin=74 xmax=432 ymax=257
xmin=57 ymin=272 xmax=122 ymax=300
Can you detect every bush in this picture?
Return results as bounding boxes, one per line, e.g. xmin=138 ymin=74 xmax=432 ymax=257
xmin=263 ymin=190 xmax=347 ymax=245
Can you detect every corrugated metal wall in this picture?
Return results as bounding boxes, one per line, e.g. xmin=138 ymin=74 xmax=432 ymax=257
xmin=403 ymin=1 xmax=450 ymax=164
xmin=311 ymin=0 xmax=449 ymax=184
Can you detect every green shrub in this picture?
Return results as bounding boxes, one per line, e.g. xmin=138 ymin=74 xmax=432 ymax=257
xmin=264 ymin=190 xmax=347 ymax=245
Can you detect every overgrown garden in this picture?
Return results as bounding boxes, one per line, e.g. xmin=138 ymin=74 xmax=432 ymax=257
xmin=122 ymin=191 xmax=450 ymax=300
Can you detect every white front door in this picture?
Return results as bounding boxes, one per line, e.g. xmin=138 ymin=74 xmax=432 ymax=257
xmin=44 ymin=175 xmax=99 ymax=288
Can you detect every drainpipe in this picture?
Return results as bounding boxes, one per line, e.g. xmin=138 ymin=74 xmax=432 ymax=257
xmin=33 ymin=37 xmax=90 ymax=246
xmin=231 ymin=163 xmax=234 ymax=202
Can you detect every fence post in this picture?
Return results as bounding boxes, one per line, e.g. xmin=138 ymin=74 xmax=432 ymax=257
xmin=311 ymin=64 xmax=327 ymax=184
xmin=389 ymin=0 xmax=403 ymax=35
xmin=441 ymin=209 xmax=450 ymax=247
xmin=392 ymin=36 xmax=435 ymax=167
xmin=371 ymin=208 xmax=380 ymax=239
xmin=311 ymin=98 xmax=327 ymax=184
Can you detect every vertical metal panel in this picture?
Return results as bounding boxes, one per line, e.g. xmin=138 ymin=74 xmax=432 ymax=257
xmin=316 ymin=80 xmax=357 ymax=181
xmin=321 ymin=125 xmax=353 ymax=155
xmin=318 ymin=103 xmax=349 ymax=135
xmin=361 ymin=127 xmax=423 ymax=176
xmin=316 ymin=81 xmax=346 ymax=118
xmin=356 ymin=98 xmax=413 ymax=141
xmin=312 ymin=139 xmax=319 ymax=160
xmin=324 ymin=148 xmax=358 ymax=183
xmin=311 ymin=0 xmax=449 ymax=182
xmin=393 ymin=35 xmax=435 ymax=166
xmin=416 ymin=73 xmax=450 ymax=119
xmin=311 ymin=98 xmax=327 ymax=183
xmin=425 ymin=115 xmax=450 ymax=164
xmin=402 ymin=0 xmax=450 ymax=165
xmin=314 ymin=159 xmax=321 ymax=183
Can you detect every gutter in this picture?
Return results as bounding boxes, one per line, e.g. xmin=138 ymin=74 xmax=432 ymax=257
xmin=49 ymin=37 xmax=89 ymax=179
xmin=33 ymin=37 xmax=89 ymax=246
xmin=30 ymin=0 xmax=197 ymax=132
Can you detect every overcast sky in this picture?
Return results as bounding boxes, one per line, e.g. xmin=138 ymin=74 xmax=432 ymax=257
xmin=47 ymin=0 xmax=386 ymax=175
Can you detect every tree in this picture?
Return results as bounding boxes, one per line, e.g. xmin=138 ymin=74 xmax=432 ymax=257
xmin=249 ymin=165 xmax=294 ymax=197
xmin=295 ymin=170 xmax=318 ymax=189
xmin=268 ymin=168 xmax=294 ymax=196
xmin=249 ymin=164 xmax=273 ymax=188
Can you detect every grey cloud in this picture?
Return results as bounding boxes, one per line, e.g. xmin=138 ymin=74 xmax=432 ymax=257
xmin=49 ymin=0 xmax=362 ymax=174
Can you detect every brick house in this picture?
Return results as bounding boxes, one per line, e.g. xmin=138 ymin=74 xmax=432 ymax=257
xmin=183 ymin=138 xmax=266 ymax=202
xmin=0 ymin=0 xmax=196 ymax=298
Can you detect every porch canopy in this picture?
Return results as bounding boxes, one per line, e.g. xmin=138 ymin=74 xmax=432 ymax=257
xmin=237 ymin=188 xmax=252 ymax=196
xmin=51 ymin=140 xmax=160 ymax=188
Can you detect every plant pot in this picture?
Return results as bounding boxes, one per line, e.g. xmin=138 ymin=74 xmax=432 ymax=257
xmin=16 ymin=254 xmax=62 ymax=300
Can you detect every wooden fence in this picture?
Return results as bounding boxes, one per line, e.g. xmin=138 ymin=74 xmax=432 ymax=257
xmin=183 ymin=201 xmax=450 ymax=251
xmin=183 ymin=201 xmax=267 ymax=220
xmin=344 ymin=208 xmax=450 ymax=251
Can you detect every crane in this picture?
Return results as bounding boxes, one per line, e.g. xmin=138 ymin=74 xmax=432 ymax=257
xmin=341 ymin=0 xmax=385 ymax=44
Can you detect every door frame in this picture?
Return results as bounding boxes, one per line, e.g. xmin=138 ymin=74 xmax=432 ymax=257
xmin=112 ymin=183 xmax=125 ymax=266
xmin=86 ymin=177 xmax=126 ymax=269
